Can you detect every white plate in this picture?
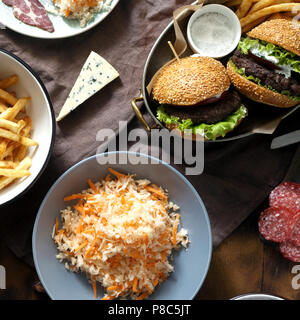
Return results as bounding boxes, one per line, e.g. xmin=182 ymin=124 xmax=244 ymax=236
xmin=0 ymin=49 xmax=55 ymax=206
xmin=0 ymin=0 xmax=120 ymax=39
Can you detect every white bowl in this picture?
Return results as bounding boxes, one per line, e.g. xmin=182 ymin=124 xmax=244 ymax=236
xmin=0 ymin=49 xmax=55 ymax=206
xmin=187 ymin=4 xmax=241 ymax=59
xmin=231 ymin=293 xmax=284 ymax=300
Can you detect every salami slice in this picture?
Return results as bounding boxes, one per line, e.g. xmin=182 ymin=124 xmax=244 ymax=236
xmin=280 ymin=241 xmax=300 ymax=262
xmin=269 ymin=182 xmax=300 ymax=213
xmin=289 ymin=214 xmax=300 ymax=247
xmin=258 ymin=207 xmax=293 ymax=242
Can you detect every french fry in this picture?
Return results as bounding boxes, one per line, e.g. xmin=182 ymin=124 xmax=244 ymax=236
xmin=14 ymin=145 xmax=28 ymax=163
xmin=0 ymin=75 xmax=18 ymax=90
xmin=242 ymin=15 xmax=270 ymax=32
xmin=0 ymin=138 xmax=8 ymax=155
xmin=0 ymin=102 xmax=7 ymax=113
xmin=14 ymin=117 xmax=32 ymax=162
xmin=0 ymin=142 xmax=18 ymax=161
xmin=17 ymin=119 xmax=26 ymax=135
xmin=0 ymin=118 xmax=19 ymax=133
xmin=0 ymin=157 xmax=32 ymax=190
xmin=236 ymin=0 xmax=254 ymax=18
xmin=0 ymin=97 xmax=30 ymax=120
xmin=0 ymin=168 xmax=30 ymax=178
xmin=268 ymin=11 xmax=298 ymax=19
xmin=0 ymin=88 xmax=18 ymax=106
xmin=249 ymin=0 xmax=296 ymax=13
xmin=0 ymin=128 xmax=38 ymax=147
xmin=0 ymin=160 xmax=17 ymax=168
xmin=20 ymin=117 xmax=31 ymax=136
xmin=240 ymin=3 xmax=300 ymax=26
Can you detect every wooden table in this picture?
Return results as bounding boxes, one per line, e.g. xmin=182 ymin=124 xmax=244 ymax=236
xmin=0 ymin=200 xmax=299 ymax=300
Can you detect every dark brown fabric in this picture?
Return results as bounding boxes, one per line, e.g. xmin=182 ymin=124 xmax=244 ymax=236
xmin=0 ymin=0 xmax=298 ymax=264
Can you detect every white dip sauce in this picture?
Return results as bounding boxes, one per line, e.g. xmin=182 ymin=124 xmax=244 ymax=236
xmin=190 ymin=12 xmax=235 ymax=57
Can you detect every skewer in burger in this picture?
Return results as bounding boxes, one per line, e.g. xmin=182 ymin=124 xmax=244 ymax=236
xmin=152 ymin=56 xmax=247 ymax=141
xmin=227 ymin=18 xmax=300 ymax=108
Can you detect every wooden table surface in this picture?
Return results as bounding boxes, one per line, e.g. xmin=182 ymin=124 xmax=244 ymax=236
xmin=0 ymin=199 xmax=299 ymax=300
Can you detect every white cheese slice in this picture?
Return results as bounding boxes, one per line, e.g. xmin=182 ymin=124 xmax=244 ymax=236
xmin=56 ymin=51 xmax=119 ymax=121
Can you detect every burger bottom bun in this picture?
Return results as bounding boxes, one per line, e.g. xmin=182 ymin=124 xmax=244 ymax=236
xmin=164 ymin=117 xmax=244 ymax=141
xmin=227 ymin=62 xmax=298 ymax=108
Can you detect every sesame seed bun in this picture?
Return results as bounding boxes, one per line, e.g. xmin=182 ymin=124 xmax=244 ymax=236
xmin=247 ymin=19 xmax=300 ymax=57
xmin=227 ymin=61 xmax=298 ymax=108
xmin=152 ymin=56 xmax=230 ymax=106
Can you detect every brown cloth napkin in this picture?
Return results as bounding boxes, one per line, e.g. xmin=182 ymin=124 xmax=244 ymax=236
xmin=0 ymin=0 xmax=298 ymax=266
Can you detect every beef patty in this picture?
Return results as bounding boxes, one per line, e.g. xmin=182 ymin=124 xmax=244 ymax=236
xmin=231 ymin=49 xmax=300 ymax=96
xmin=163 ymin=90 xmax=241 ymax=125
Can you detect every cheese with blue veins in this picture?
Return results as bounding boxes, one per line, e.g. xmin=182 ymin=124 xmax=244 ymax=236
xmin=56 ymin=51 xmax=119 ymax=121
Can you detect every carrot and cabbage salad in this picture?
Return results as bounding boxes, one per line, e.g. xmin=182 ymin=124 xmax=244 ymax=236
xmin=52 ymin=168 xmax=189 ymax=300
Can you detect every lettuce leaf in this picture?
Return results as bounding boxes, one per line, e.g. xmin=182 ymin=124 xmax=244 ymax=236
xmin=156 ymin=104 xmax=248 ymax=141
xmin=229 ymin=60 xmax=300 ymax=101
xmin=238 ymin=37 xmax=300 ymax=73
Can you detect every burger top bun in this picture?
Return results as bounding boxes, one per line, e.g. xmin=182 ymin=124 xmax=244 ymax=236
xmin=247 ymin=19 xmax=300 ymax=57
xmin=152 ymin=56 xmax=230 ymax=106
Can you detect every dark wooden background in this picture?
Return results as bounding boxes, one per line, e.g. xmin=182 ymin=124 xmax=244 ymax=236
xmin=0 ymin=199 xmax=299 ymax=300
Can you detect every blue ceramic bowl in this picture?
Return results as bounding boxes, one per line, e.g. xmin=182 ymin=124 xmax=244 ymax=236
xmin=32 ymin=152 xmax=212 ymax=300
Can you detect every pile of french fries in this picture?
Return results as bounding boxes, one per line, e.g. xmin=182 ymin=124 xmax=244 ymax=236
xmin=225 ymin=0 xmax=300 ymax=33
xmin=0 ymin=75 xmax=38 ymax=191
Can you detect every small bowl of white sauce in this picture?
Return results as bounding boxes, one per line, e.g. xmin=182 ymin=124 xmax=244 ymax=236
xmin=187 ymin=4 xmax=241 ymax=59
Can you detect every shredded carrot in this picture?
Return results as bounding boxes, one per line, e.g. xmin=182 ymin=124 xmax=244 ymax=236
xmin=107 ymin=285 xmax=123 ymax=292
xmin=64 ymin=194 xmax=89 ymax=201
xmin=136 ymin=292 xmax=148 ymax=300
xmin=108 ymin=168 xmax=126 ymax=179
xmin=55 ymin=218 xmax=59 ymax=234
xmin=82 ymin=228 xmax=95 ymax=234
xmin=76 ymin=219 xmax=83 ymax=233
xmin=145 ymin=284 xmax=152 ymax=294
xmin=105 ymin=174 xmax=111 ymax=182
xmin=88 ymin=179 xmax=97 ymax=192
xmin=74 ymin=204 xmax=85 ymax=216
xmin=153 ymin=277 xmax=159 ymax=287
xmin=92 ymin=280 xmax=97 ymax=299
xmin=101 ymin=295 xmax=115 ymax=300
xmin=58 ymin=229 xmax=64 ymax=239
xmin=172 ymin=214 xmax=180 ymax=247
xmin=133 ymin=277 xmax=138 ymax=292
xmin=74 ymin=241 xmax=88 ymax=253
xmin=84 ymin=236 xmax=98 ymax=259
xmin=145 ymin=185 xmax=167 ymax=200
xmin=65 ymin=8 xmax=70 ymax=17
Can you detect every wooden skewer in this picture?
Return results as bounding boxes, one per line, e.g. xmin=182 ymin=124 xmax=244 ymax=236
xmin=168 ymin=41 xmax=180 ymax=62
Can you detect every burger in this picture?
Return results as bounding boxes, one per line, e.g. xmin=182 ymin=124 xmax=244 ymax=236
xmin=152 ymin=56 xmax=247 ymax=141
xmin=227 ymin=18 xmax=300 ymax=108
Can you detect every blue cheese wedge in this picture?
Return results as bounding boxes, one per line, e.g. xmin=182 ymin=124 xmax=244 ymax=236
xmin=56 ymin=51 xmax=119 ymax=121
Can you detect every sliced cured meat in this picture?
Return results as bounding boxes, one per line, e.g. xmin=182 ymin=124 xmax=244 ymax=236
xmin=2 ymin=0 xmax=15 ymax=6
xmin=5 ymin=0 xmax=54 ymax=33
xmin=269 ymin=182 xmax=300 ymax=213
xmin=258 ymin=207 xmax=293 ymax=242
xmin=280 ymin=241 xmax=300 ymax=263
xmin=290 ymin=214 xmax=300 ymax=247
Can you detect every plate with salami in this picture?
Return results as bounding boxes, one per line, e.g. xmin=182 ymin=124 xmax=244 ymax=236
xmin=0 ymin=0 xmax=120 ymax=39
